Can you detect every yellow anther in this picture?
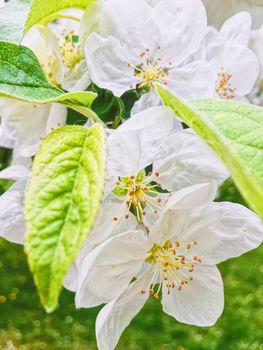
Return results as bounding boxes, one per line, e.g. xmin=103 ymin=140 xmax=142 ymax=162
xmin=145 ymin=240 xmax=201 ymax=298
xmin=216 ymin=67 xmax=236 ymax=100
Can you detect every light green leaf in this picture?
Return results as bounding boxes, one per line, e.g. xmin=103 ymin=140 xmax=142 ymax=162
xmin=156 ymin=85 xmax=263 ymax=219
xmin=25 ymin=0 xmax=97 ymax=32
xmin=0 ymin=0 xmax=97 ymax=43
xmin=25 ymin=124 xmax=106 ymax=313
xmin=0 ymin=41 xmax=99 ymax=121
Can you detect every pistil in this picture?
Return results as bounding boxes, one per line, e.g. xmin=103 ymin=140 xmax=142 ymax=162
xmin=112 ymin=171 xmax=163 ymax=225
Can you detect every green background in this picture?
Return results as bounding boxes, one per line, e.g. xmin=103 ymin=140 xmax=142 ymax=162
xmin=0 ymin=148 xmax=262 ymax=350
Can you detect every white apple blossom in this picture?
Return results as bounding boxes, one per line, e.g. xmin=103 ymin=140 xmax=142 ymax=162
xmin=34 ymin=15 xmax=89 ymax=91
xmin=85 ymin=0 xmax=214 ymax=108
xmin=62 ymin=108 xmax=181 ymax=290
xmin=88 ymin=107 xmax=228 ymax=244
xmin=64 ymin=106 xmax=228 ymax=292
xmin=76 ymin=183 xmax=263 ymax=350
xmin=204 ymin=12 xmax=259 ymax=100
xmin=24 ymin=5 xmax=102 ymax=91
xmin=203 ymin=0 xmax=263 ymax=29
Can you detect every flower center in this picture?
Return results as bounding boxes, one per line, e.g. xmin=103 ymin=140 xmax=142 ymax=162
xmin=142 ymin=240 xmax=202 ymax=299
xmin=216 ymin=67 xmax=236 ymax=99
xmin=59 ymin=30 xmax=84 ymax=69
xmin=135 ymin=61 xmax=168 ymax=89
xmin=128 ymin=46 xmax=173 ymax=90
xmin=112 ymin=170 xmax=163 ymax=227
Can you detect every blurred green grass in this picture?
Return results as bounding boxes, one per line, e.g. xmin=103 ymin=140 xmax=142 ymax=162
xmin=0 ymin=148 xmax=262 ymax=350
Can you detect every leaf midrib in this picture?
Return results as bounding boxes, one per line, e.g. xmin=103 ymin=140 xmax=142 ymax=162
xmin=48 ymin=130 xmax=90 ymax=303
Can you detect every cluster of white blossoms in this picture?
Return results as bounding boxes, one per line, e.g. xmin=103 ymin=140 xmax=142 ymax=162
xmin=0 ymin=0 xmax=263 ymax=349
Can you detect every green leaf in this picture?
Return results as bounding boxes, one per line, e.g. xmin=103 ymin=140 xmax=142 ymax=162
xmin=0 ymin=41 xmax=99 ymax=121
xmin=0 ymin=0 xmax=98 ymax=43
xmin=121 ymin=89 xmax=146 ymax=119
xmin=89 ymin=84 xmax=125 ymax=127
xmin=156 ymin=85 xmax=263 ymax=219
xmin=25 ymin=124 xmax=106 ymax=312
xmin=25 ymin=0 xmax=97 ymax=32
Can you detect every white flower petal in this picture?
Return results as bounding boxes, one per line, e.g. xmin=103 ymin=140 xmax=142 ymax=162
xmin=18 ymin=106 xmax=54 ymax=157
xmin=142 ymin=192 xmax=171 ymax=231
xmin=150 ymin=183 xmax=217 ymax=245
xmin=107 ymin=106 xmax=181 ymax=177
xmin=79 ymin=0 xmax=101 ymax=48
xmin=176 ymin=201 xmax=263 ymax=265
xmin=0 ymin=118 xmax=18 ymax=149
xmin=11 ymin=155 xmax=32 ymax=169
xmin=222 ymin=44 xmax=259 ymax=95
xmin=76 ymin=230 xmax=151 ymax=308
xmin=0 ymin=180 xmax=27 ymax=244
xmin=131 ymin=90 xmax=161 ymax=115
xmin=88 ymin=193 xmax=137 ymax=245
xmin=143 ymin=0 xmax=207 ymax=61
xmin=62 ymin=60 xmax=91 ymax=92
xmin=65 ymin=236 xmax=96 ymax=292
xmin=167 ymin=61 xmax=215 ymax=99
xmin=85 ymin=33 xmax=136 ymax=97
xmin=37 ymin=25 xmax=64 ymax=84
xmin=63 ymin=262 xmax=79 ymax=292
xmin=96 ymin=267 xmax=153 ymax=350
xmin=0 ymin=98 xmax=42 ymax=121
xmin=45 ymin=103 xmax=67 ymax=134
xmin=204 ymin=26 xmax=225 ymax=62
xmin=162 ymin=265 xmax=224 ymax=326
xmin=220 ymin=12 xmax=252 ymax=46
xmin=100 ymin=0 xmax=151 ymax=50
xmin=0 ymin=98 xmax=52 ymax=157
xmin=153 ymin=129 xmax=229 ymax=191
xmin=0 ymin=165 xmax=31 ymax=181
xmin=165 ymin=182 xmax=218 ymax=212
xmin=22 ymin=27 xmax=55 ymax=69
